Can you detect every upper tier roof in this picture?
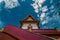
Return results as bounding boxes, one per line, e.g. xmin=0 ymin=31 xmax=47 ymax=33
xmin=20 ymin=15 xmax=40 ymax=23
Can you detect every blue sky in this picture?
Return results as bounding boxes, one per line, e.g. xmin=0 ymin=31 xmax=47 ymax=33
xmin=0 ymin=0 xmax=60 ymax=30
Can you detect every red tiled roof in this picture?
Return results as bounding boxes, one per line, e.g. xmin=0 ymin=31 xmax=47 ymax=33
xmin=4 ymin=25 xmax=52 ymax=40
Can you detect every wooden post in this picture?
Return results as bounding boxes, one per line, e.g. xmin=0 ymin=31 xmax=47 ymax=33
xmin=28 ymin=24 xmax=32 ymax=32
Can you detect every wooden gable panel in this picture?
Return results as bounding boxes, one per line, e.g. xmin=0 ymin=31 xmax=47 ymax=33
xmin=25 ymin=15 xmax=35 ymax=21
xmin=26 ymin=17 xmax=34 ymax=21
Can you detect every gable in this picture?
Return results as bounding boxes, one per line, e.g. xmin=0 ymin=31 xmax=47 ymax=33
xmin=26 ymin=17 xmax=34 ymax=21
xmin=25 ymin=15 xmax=35 ymax=21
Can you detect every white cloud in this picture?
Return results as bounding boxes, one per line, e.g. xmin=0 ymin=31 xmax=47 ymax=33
xmin=42 ymin=20 xmax=48 ymax=25
xmin=40 ymin=13 xmax=45 ymax=18
xmin=38 ymin=0 xmax=46 ymax=4
xmin=35 ymin=9 xmax=39 ymax=13
xmin=31 ymin=3 xmax=39 ymax=13
xmin=37 ymin=14 xmax=39 ymax=17
xmin=4 ymin=0 xmax=20 ymax=9
xmin=38 ymin=3 xmax=42 ymax=7
xmin=33 ymin=0 xmax=46 ymax=4
xmin=31 ymin=0 xmax=46 ymax=13
xmin=49 ymin=5 xmax=54 ymax=9
xmin=41 ymin=15 xmax=49 ymax=25
xmin=42 ymin=6 xmax=48 ymax=12
xmin=40 ymin=13 xmax=45 ymax=20
xmin=31 ymin=3 xmax=38 ymax=10
xmin=41 ymin=15 xmax=56 ymax=26
xmin=42 ymin=21 xmax=45 ymax=25
xmin=0 ymin=0 xmax=3 ymax=2
xmin=33 ymin=0 xmax=45 ymax=4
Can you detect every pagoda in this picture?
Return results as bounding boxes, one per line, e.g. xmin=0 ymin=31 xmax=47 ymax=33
xmin=20 ymin=15 xmax=40 ymax=31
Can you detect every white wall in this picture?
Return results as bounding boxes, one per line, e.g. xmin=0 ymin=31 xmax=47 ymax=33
xmin=22 ymin=23 xmax=39 ymax=29
xmin=31 ymin=24 xmax=38 ymax=29
xmin=22 ymin=24 xmax=29 ymax=29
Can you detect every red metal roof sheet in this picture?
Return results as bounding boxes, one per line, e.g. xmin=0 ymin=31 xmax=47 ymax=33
xmin=4 ymin=25 xmax=53 ymax=40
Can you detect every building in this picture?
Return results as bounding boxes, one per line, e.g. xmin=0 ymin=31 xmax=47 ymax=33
xmin=0 ymin=15 xmax=60 ymax=40
xmin=20 ymin=15 xmax=40 ymax=30
xmin=20 ymin=15 xmax=60 ymax=40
